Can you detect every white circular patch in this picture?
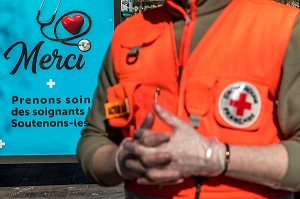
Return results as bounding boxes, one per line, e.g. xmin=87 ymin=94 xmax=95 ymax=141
xmin=78 ymin=39 xmax=91 ymax=52
xmin=218 ymin=82 xmax=261 ymax=128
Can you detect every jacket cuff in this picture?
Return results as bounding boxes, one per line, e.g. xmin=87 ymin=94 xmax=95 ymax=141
xmin=279 ymin=140 xmax=300 ymax=191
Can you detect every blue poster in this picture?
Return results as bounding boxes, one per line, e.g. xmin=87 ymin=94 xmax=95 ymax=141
xmin=0 ymin=0 xmax=114 ymax=156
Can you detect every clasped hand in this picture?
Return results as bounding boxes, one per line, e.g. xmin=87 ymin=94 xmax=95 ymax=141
xmin=115 ymin=103 xmax=225 ymax=185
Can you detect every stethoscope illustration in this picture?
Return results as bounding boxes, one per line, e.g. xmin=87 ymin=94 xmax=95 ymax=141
xmin=36 ymin=0 xmax=92 ymax=52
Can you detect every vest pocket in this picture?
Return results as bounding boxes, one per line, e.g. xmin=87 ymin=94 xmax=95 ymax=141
xmin=185 ymin=77 xmax=216 ymax=117
xmin=106 ymin=82 xmax=140 ymax=128
xmin=214 ymin=78 xmax=269 ymax=131
xmin=115 ymin=29 xmax=162 ymax=74
xmin=106 ymin=82 xmax=176 ymax=137
xmin=132 ymin=84 xmax=175 ymax=132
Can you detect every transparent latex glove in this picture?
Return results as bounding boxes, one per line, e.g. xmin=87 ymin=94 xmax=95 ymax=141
xmin=115 ymin=112 xmax=174 ymax=180
xmin=126 ymin=104 xmax=225 ymax=184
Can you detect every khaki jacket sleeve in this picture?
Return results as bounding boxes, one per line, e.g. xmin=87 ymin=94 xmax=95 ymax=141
xmin=76 ymin=45 xmax=123 ymax=182
xmin=277 ymin=17 xmax=300 ymax=189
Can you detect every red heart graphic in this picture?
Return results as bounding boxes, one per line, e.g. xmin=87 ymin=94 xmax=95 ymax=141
xmin=62 ymin=14 xmax=84 ymax=35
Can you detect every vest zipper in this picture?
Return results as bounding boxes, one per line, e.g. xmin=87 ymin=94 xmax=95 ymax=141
xmin=177 ymin=9 xmax=191 ymax=83
xmin=178 ymin=8 xmax=194 ymax=67
xmin=177 ymin=3 xmax=197 ymax=115
xmin=186 ymin=8 xmax=191 ymax=24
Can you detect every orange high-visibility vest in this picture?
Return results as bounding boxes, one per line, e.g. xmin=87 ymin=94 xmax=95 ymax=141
xmin=107 ymin=0 xmax=299 ymax=198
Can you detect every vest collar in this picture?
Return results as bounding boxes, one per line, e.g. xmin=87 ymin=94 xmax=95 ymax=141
xmin=165 ymin=0 xmax=231 ymax=21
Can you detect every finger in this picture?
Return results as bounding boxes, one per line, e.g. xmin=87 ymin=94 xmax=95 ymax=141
xmin=139 ymin=132 xmax=170 ymax=147
xmin=134 ymin=112 xmax=154 ymax=139
xmin=153 ymin=103 xmax=182 ymax=129
xmin=118 ymin=138 xmax=134 ymax=157
xmin=119 ymin=137 xmax=133 ymax=148
xmin=124 ymin=159 xmax=147 ymax=178
xmin=123 ymin=141 xmax=157 ymax=156
xmin=134 ymin=129 xmax=146 ymax=140
xmin=137 ymin=169 xmax=182 ymax=185
xmin=140 ymin=152 xmax=172 ymax=167
xmin=139 ymin=112 xmax=154 ymax=129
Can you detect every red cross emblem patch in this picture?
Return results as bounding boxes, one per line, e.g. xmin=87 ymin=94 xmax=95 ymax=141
xmin=218 ymin=82 xmax=261 ymax=128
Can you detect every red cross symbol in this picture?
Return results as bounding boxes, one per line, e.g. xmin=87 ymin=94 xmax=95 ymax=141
xmin=229 ymin=93 xmax=252 ymax=116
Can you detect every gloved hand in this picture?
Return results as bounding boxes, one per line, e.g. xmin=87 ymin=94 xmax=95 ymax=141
xmin=115 ymin=137 xmax=141 ymax=180
xmin=115 ymin=112 xmax=175 ymax=180
xmin=126 ymin=103 xmax=226 ymax=185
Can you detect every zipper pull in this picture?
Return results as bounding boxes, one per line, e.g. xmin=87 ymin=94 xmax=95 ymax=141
xmin=185 ymin=8 xmax=191 ymax=24
xmin=154 ymin=88 xmax=161 ymax=103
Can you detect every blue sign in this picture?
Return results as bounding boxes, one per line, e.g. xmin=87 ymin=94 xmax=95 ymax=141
xmin=0 ymin=0 xmax=114 ymax=156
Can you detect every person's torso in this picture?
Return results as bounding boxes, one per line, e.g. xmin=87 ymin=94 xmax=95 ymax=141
xmin=107 ymin=0 xmax=299 ymax=198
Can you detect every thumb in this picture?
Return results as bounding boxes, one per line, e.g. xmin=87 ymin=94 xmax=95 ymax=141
xmin=139 ymin=112 xmax=154 ymax=129
xmin=134 ymin=112 xmax=154 ymax=139
xmin=153 ymin=103 xmax=182 ymax=130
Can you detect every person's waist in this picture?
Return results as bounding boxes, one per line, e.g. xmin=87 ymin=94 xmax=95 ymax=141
xmin=124 ymin=176 xmax=292 ymax=199
xmin=125 ymin=189 xmax=294 ymax=199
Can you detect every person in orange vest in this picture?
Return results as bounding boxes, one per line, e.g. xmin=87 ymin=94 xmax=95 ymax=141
xmin=77 ymin=0 xmax=300 ymax=198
